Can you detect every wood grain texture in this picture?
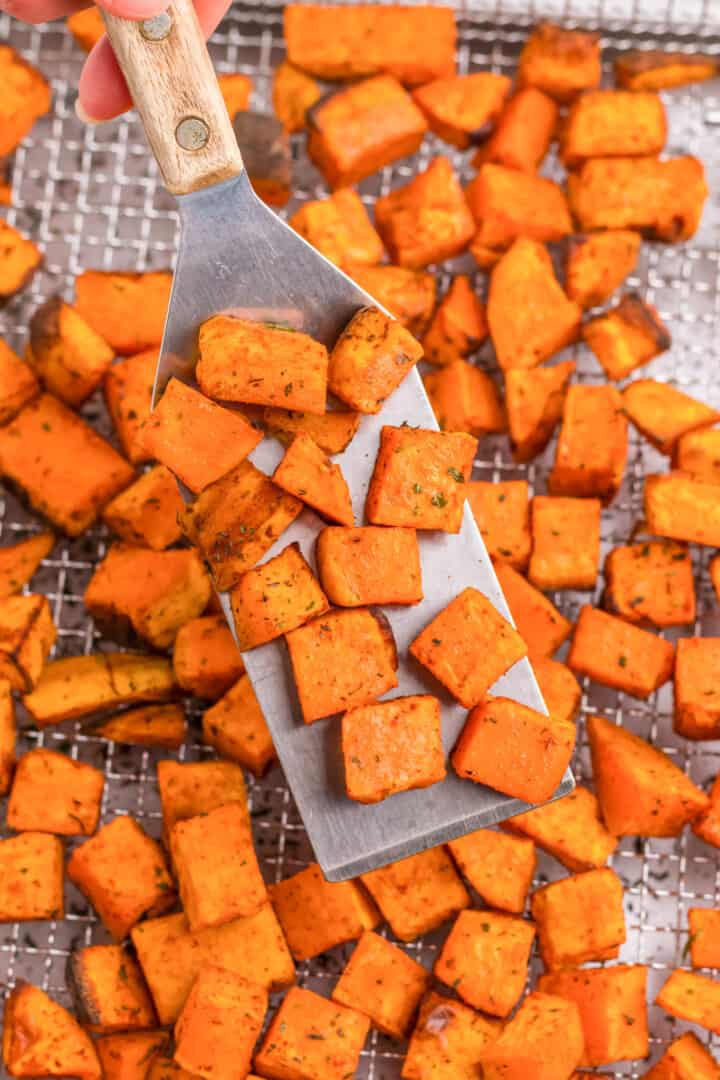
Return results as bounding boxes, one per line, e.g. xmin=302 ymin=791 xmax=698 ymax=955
xmin=102 ymin=0 xmax=243 ymax=195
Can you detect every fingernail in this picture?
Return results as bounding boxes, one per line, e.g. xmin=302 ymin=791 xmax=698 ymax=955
xmin=75 ymin=99 xmax=99 ymax=125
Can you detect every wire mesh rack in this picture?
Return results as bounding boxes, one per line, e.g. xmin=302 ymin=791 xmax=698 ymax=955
xmin=1 ymin=0 xmax=720 ymax=1076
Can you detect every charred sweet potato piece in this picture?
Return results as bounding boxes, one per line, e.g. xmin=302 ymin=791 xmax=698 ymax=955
xmin=448 ymin=828 xmax=536 ymax=914
xmin=568 ymin=155 xmax=709 ymax=242
xmin=270 ymin=862 xmax=378 ymax=961
xmin=361 ymin=846 xmax=469 ymax=942
xmin=518 ymin=22 xmax=601 ymax=102
xmin=562 ymin=89 xmax=666 ymax=166
xmin=290 ymin=188 xmax=383 ymax=270
xmin=197 ymin=316 xmax=328 ymax=414
xmin=75 ymin=270 xmax=172 ymax=355
xmin=0 ymin=832 xmax=63 ymax=922
xmin=676 ymin=426 xmax=720 ymax=484
xmin=424 ymin=360 xmax=505 ymax=437
xmin=422 ymin=275 xmax=487 ymax=367
xmin=479 ymin=991 xmax=584 ymax=1080
xmin=102 ymin=466 xmax=183 ymax=551
xmin=203 ymin=674 xmax=275 ymax=777
xmin=529 ymin=654 xmax=582 ymax=727
xmin=67 ymin=5 xmax=104 ymax=51
xmin=3 ymin=983 xmax=101 ymax=1079
xmin=529 ymin=495 xmax=601 ymax=590
xmin=674 ymin=637 xmax=720 ymax=740
xmin=467 ymin=165 xmax=572 ymax=268
xmin=333 ymin=930 xmax=430 ymax=1039
xmin=230 ymin=542 xmax=328 ymax=649
xmin=308 ymin=74 xmax=428 ymax=188
xmin=217 ymin=72 xmax=252 ymax=119
xmin=0 ymin=45 xmax=51 ymax=156
xmin=488 ymin=238 xmax=581 ymax=370
xmin=688 ymin=908 xmax=720 ymax=968
xmin=0 ymin=680 xmax=15 ymax=796
xmin=473 ymin=87 xmax=558 ymax=174
xmin=0 ymin=219 xmax=42 ymax=297
xmin=645 ymin=472 xmax=720 ymax=546
xmin=95 ymin=1032 xmax=168 ymax=1080
xmin=412 ymin=72 xmax=510 ymax=149
xmin=0 ymin=338 xmax=39 ymax=426
xmin=604 ymin=539 xmax=695 ymax=628
xmin=403 ymin=991 xmax=500 ymax=1079
xmin=91 ymin=704 xmax=186 ymax=749
xmin=173 ymin=615 xmax=243 ymax=700
xmin=272 ymin=59 xmax=321 ymax=132
xmin=263 ymin=406 xmax=359 ymax=455
xmin=7 ymin=747 xmax=104 ymax=836
xmin=505 ymin=785 xmax=617 ymax=872
xmin=317 ymin=525 xmax=423 ymax=606
xmin=273 ymin=432 xmax=354 ymax=525
xmin=329 ymin=305 xmax=422 ymax=414
xmin=174 ymin=966 xmax=267 ymax=1080
xmin=0 ymin=594 xmax=55 ymax=692
xmin=657 ymin=971 xmax=720 ymax=1035
xmin=565 ymin=230 xmax=641 ymax=310
xmin=69 ymin=945 xmax=156 ymax=1033
xmin=531 ymin=867 xmax=626 ymax=970
xmin=505 ymin=359 xmax=575 ymax=462
xmin=27 ymin=298 xmax=114 ymax=406
xmin=584 ymin=295 xmax=670 ymax=381
xmin=616 ymin=49 xmax=718 ymax=91
xmin=0 ymin=393 xmax=134 ymax=535
xmin=104 ymin=350 xmax=156 ymax=465
xmin=467 ymin=480 xmax=531 ymax=570
xmin=349 ymin=264 xmax=436 ymax=336
xmin=549 ymin=384 xmax=627 ymax=502
xmin=568 ymin=605 xmax=674 ymax=699
xmin=624 ymin=379 xmax=718 ymax=455
xmin=644 ymin=1032 xmax=720 ymax=1079
xmin=494 ymin=562 xmax=573 ymax=657
xmin=156 ymin=759 xmax=249 ymax=836
xmin=0 ymin=532 xmax=53 ymax=600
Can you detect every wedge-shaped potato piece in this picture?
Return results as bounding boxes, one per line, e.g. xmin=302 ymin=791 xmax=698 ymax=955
xmin=366 ymin=425 xmax=477 ymax=532
xmin=565 ymin=230 xmax=641 ymax=310
xmin=412 ymin=72 xmax=510 ymax=149
xmin=0 ymin=680 xmax=15 ymax=796
xmin=505 ymin=359 xmax=575 ymax=463
xmin=624 ymin=378 xmax=718 ymax=454
xmin=317 ymin=525 xmax=422 ymax=607
xmin=362 ymin=846 xmax=469 ymax=942
xmin=0 ymin=219 xmax=41 ymax=298
xmin=273 ymin=431 xmax=354 ymax=524
xmin=75 ymin=270 xmax=172 ymax=355
xmin=562 ymin=89 xmax=666 ymax=166
xmin=0 ymin=532 xmax=54 ymax=599
xmin=173 ymin=615 xmax=243 ymax=700
xmin=550 ymin=384 xmax=627 ymax=502
xmin=403 ymin=991 xmax=501 ymax=1080
xmin=231 ymin=542 xmax=328 ymax=649
xmin=529 ymin=496 xmax=601 ymax=590
xmin=272 ymin=59 xmax=321 ymax=132
xmin=473 ymin=87 xmax=557 ymax=174
xmin=467 ymin=480 xmax=531 ymax=571
xmin=479 ymin=991 xmax=584 ymax=1080
xmin=69 ymin=945 xmax=156 ymax=1033
xmin=467 ymin=165 xmax=572 ymax=268
xmin=0 ymin=393 xmax=134 ymax=535
xmin=531 ymin=868 xmax=626 ymax=970
xmin=289 ymin=188 xmax=383 ymax=269
xmin=584 ymin=295 xmax=670 ymax=381
xmin=424 ymin=360 xmax=505 ymax=436
xmin=453 ymin=696 xmax=575 ymax=803
xmin=645 ymin=1032 xmax=720 ymax=1080
xmin=27 ymin=297 xmax=114 ymax=406
xmin=616 ymin=49 xmax=718 ymax=90
xmin=604 ymin=539 xmax=695 ymax=628
xmin=95 ymin=1032 xmax=168 ymax=1080
xmin=333 ymin=930 xmax=429 ymax=1039
xmin=657 ymin=971 xmax=720 ymax=1035
xmin=568 ymin=155 xmax=709 ymax=242
xmin=494 ymin=563 xmax=573 ymax=657
xmin=68 ymin=817 xmax=175 ymax=941
xmin=217 ymin=72 xmax=252 ymax=119
xmin=0 ymin=594 xmax=55 ymax=692
xmin=328 ymin=305 xmax=423 ymax=414
xmin=588 ymin=712 xmax=709 ymax=836
xmin=348 ymin=263 xmax=436 ymax=336
xmin=0 ymin=832 xmax=63 ymax=922
xmin=689 ymin=908 xmax=720 ymax=969
xmin=488 ymin=238 xmax=581 ymax=370
xmin=91 ymin=703 xmax=186 ymax=749
xmin=102 ymin=466 xmax=183 ymax=551
xmin=645 ymin=472 xmax=720 ymax=546
xmin=308 ymin=74 xmax=428 ymax=188
xmin=7 ymin=747 xmax=104 ymax=836
xmin=568 ymin=605 xmax=674 ymax=699
xmin=518 ymin=22 xmax=601 ymax=101
xmin=263 ymin=405 xmax=359 ymax=455
xmin=287 ymin=607 xmax=398 ymax=723
xmin=675 ymin=637 xmax=720 ymax=740
xmin=0 ymin=45 xmax=51 ymax=155
xmin=0 ymin=338 xmax=39 ymax=426
xmin=174 ymin=965 xmax=267 ymax=1080
xmin=529 ymin=654 xmax=581 ymax=726
xmin=539 ymin=965 xmax=648 ymax=1067
xmin=104 ymin=350 xmax=156 ymax=465
xmin=505 ymin=785 xmax=617 ymax=872
xmin=157 ymin=759 xmax=248 ymax=836
xmin=677 ymin=426 xmax=720 ymax=485
xmin=422 ymin=275 xmax=487 ymax=367
xmin=67 ymin=6 xmax=104 ymax=50
xmin=3 ymin=983 xmax=101 ymax=1079
xmin=203 ymin=674 xmax=275 ymax=777
xmin=179 ymin=460 xmax=302 ymax=591
xmin=448 ymin=828 xmax=535 ymax=914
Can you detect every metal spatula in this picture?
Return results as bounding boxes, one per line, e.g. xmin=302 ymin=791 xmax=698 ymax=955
xmin=102 ymin=0 xmax=573 ymax=881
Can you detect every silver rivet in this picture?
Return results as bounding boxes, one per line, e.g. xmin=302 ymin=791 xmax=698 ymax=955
xmin=175 ymin=116 xmax=210 ymax=151
xmin=139 ymin=10 xmax=172 ymax=40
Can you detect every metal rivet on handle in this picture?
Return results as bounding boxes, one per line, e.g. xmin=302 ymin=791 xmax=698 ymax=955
xmin=139 ymin=10 xmax=173 ymax=39
xmin=175 ymin=116 xmax=210 ymax=151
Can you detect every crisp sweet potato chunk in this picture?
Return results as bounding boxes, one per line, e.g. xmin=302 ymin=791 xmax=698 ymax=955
xmin=0 ymin=219 xmax=42 ymax=297
xmin=328 ymin=305 xmax=423 ymax=414
xmin=272 ymin=59 xmax=321 ymax=132
xmin=645 ymin=472 xmax=720 ymax=546
xmin=565 ymin=230 xmax=641 ymax=310
xmin=488 ymin=238 xmax=581 ymax=370
xmin=604 ymin=539 xmax=695 ymax=628
xmin=102 ymin=466 xmax=183 ymax=551
xmin=217 ymin=72 xmax=252 ymax=119
xmin=584 ymin=295 xmax=670 ymax=381
xmin=27 ymin=298 xmax=114 ymax=406
xmin=0 ymin=338 xmax=39 ymax=426
xmin=0 ymin=532 xmax=53 ymax=600
xmin=0 ymin=594 xmax=55 ymax=692
xmin=616 ymin=50 xmax=718 ymax=91
xmin=529 ymin=496 xmax=601 ymax=590
xmin=308 ymin=74 xmax=427 ymax=188
xmin=624 ymin=379 xmax=718 ymax=455
xmin=424 ymin=360 xmax=505 ymax=436
xmin=403 ymin=991 xmax=500 ymax=1080
xmin=104 ymin=350 xmax=156 ymax=465
xmin=674 ymin=637 xmax=720 ymax=740
xmin=173 ymin=615 xmax=243 ymax=700
xmin=550 ymin=384 xmax=627 ymax=502
xmin=494 ymin=563 xmax=573 ymax=657
xmin=230 ymin=542 xmax=328 ymax=649
xmin=689 ymin=908 xmax=720 ymax=969
xmin=67 ymin=6 xmax=104 ymax=51
xmin=349 ymin=264 xmax=436 ymax=336
xmin=473 ymin=87 xmax=557 ymax=174
xmin=505 ymin=785 xmax=617 ymax=872
xmin=412 ymin=72 xmax=510 ymax=149
xmin=467 ymin=165 xmax=572 ymax=267
xmin=518 ymin=22 xmax=601 ymax=101
xmin=505 ymin=360 xmax=575 ymax=462
xmin=448 ymin=828 xmax=536 ymax=914
xmin=0 ymin=680 xmax=15 ymax=796
xmin=69 ymin=944 xmax=156 ymax=1033
xmin=0 ymin=44 xmax=50 ymax=156
xmin=157 ymin=759 xmax=248 ymax=836
xmin=255 ymin=987 xmax=370 ymax=1080
xmin=174 ymin=966 xmax=267 ymax=1080
xmin=91 ymin=704 xmax=186 ymax=749
xmin=531 ymin=868 xmax=626 ymax=970
xmin=95 ymin=1032 xmax=168 ymax=1080
xmin=467 ymin=480 xmax=531 ymax=570
xmin=657 ymin=971 xmax=720 ymax=1035
xmin=479 ymin=991 xmax=584 ymax=1080
xmin=0 ymin=832 xmax=64 ymax=922
xmin=7 ymin=747 xmax=104 ymax=836
xmin=568 ymin=605 xmax=674 ymax=699
xmin=273 ymin=431 xmax=354 ymax=524
xmin=644 ymin=1032 xmax=720 ymax=1079
xmin=529 ymin=654 xmax=582 ymax=726
xmin=694 ymin=774 xmax=720 ymax=850
xmin=270 ymin=862 xmax=378 ymax=961
xmin=435 ymin=910 xmax=535 ymax=1017
xmin=333 ymin=930 xmax=430 ymax=1039
xmin=562 ymin=89 xmax=666 ymax=166
xmin=290 ymin=188 xmax=383 ymax=270
xmin=263 ymin=406 xmax=359 ymax=455
xmin=677 ymin=426 xmax=720 ymax=484
xmin=3 ymin=984 xmax=101 ymax=1079
xmin=203 ymin=674 xmax=275 ymax=777
xmin=361 ymin=846 xmax=469 ymax=942
xmin=75 ymin=270 xmax=172 ymax=355
xmin=422 ymin=275 xmax=487 ymax=366
xmin=317 ymin=525 xmax=422 ymax=606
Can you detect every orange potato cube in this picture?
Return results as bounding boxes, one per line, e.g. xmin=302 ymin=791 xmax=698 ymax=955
xmin=568 ymin=605 xmax=674 ymax=699
xmin=689 ymin=908 xmax=720 ymax=969
xmin=317 ymin=525 xmax=422 ymax=606
xmin=453 ymin=695 xmax=576 ymax=804
xmin=263 ymin=406 xmax=360 ymax=456
xmin=289 ymin=188 xmax=383 ymax=270
xmin=479 ymin=991 xmax=584 ymax=1080
xmin=333 ymin=930 xmax=430 ymax=1039
xmin=675 ymin=637 xmax=720 ymax=740
xmin=531 ymin=867 xmax=626 ymax=970
xmin=529 ymin=654 xmax=581 ymax=726
xmin=102 ymin=466 xmax=183 ymax=551
xmin=328 ymin=305 xmax=423 ymax=414
xmin=27 ymin=297 xmax=114 ymax=406
xmin=157 ymin=759 xmax=248 ymax=836
xmin=412 ymin=72 xmax=510 ymax=149
xmin=657 ymin=971 xmax=720 ymax=1035
xmin=604 ymin=539 xmax=696 ymax=628
xmin=565 ymin=230 xmax=641 ymax=310
xmin=91 ymin=703 xmax=186 ymax=750
xmin=7 ymin=747 xmax=104 ymax=836
xmin=361 ymin=845 xmax=469 ymax=942
xmin=69 ymin=944 xmax=156 ymax=1033
xmin=0 ymin=44 xmax=51 ymax=156
xmin=230 ymin=543 xmax=328 ymax=650
xmin=308 ymin=74 xmax=428 ymax=188
xmin=448 ymin=828 xmax=536 ymax=914
xmin=550 ymin=384 xmax=627 ymax=502
xmin=217 ymin=72 xmax=252 ymax=119
xmin=0 ymin=831 xmax=64 ymax=922
xmin=0 ymin=594 xmax=55 ymax=692
xmin=3 ymin=983 xmax=101 ymax=1080
xmin=623 ymin=379 xmax=718 ymax=455
xmin=644 ymin=1032 xmax=720 ymax=1080
xmin=694 ymin=774 xmax=720 ymax=850
xmin=95 ymin=1032 xmax=168 ymax=1080
xmin=203 ymin=674 xmax=275 ymax=777
xmin=173 ymin=615 xmax=244 ymax=700
xmin=467 ymin=479 xmax=531 ymax=571
xmin=366 ymin=425 xmax=477 ymax=532
xmin=103 ymin=350 xmax=156 ymax=465
xmin=676 ymin=426 xmax=720 ymax=485
xmin=422 ymin=274 xmax=487 ymax=367
xmin=67 ymin=6 xmax=105 ymax=50
xmin=174 ymin=966 xmax=267 ymax=1080
xmin=473 ymin=87 xmax=558 ymax=174
xmin=584 ymin=294 xmax=670 ymax=381
xmin=505 ymin=359 xmax=575 ymax=463
xmin=402 ymin=991 xmax=501 ymax=1080
xmin=0 ymin=531 xmax=54 ymax=600
xmin=645 ymin=472 xmax=720 ymax=546
xmin=272 ymin=59 xmax=321 ymax=132
xmin=273 ymin=432 xmax=354 ymax=525
xmin=435 ymin=909 xmax=535 ymax=1016
xmin=616 ymin=49 xmax=718 ymax=90
xmin=505 ymin=784 xmax=617 ymax=872
xmin=494 ymin=562 xmax=573 ymax=657
xmin=588 ymin=712 xmax=709 ymax=836
xmin=75 ymin=270 xmax=172 ymax=355
xmin=518 ymin=22 xmax=601 ymax=101
xmin=0 ymin=338 xmax=39 ymax=426
xmin=349 ymin=264 xmax=436 ymax=337
xmin=561 ymin=89 xmax=666 ymax=166
xmin=0 ymin=680 xmax=16 ymax=796
xmin=0 ymin=218 xmax=42 ymax=297
xmin=529 ymin=495 xmax=601 ymax=590
xmin=424 ymin=360 xmax=505 ymax=437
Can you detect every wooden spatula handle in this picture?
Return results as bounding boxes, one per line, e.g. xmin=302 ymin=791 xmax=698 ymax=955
xmin=102 ymin=0 xmax=243 ymax=195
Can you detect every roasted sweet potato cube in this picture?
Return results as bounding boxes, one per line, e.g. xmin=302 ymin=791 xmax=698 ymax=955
xmin=677 ymin=426 xmax=720 ymax=484
xmin=157 ymin=759 xmax=248 ymax=836
xmin=0 ymin=44 xmax=51 ymax=156
xmin=273 ymin=432 xmax=353 ymax=525
xmin=203 ymin=674 xmax=275 ymax=777
xmin=27 ymin=298 xmax=114 ymax=406
xmin=488 ymin=238 xmax=581 ymax=370
xmin=286 ymin=607 xmax=398 ymax=723
xmin=290 ymin=188 xmax=383 ymax=270
xmin=565 ymin=230 xmax=641 ymax=310
xmin=349 ymin=264 xmax=436 ymax=337
xmin=91 ymin=704 xmax=186 ymax=749
xmin=568 ymin=605 xmax=674 ymax=699
xmin=0 ymin=393 xmax=134 ymax=535
xmin=479 ymin=991 xmax=584 ymax=1080
xmin=263 ymin=406 xmax=360 ymax=455
xmin=333 ymin=930 xmax=429 ymax=1039
xmin=531 ymin=868 xmax=626 ymax=970
xmin=316 ymin=525 xmax=423 ymax=606
xmin=645 ymin=1032 xmax=720 ymax=1080
xmin=3 ymin=984 xmax=102 ymax=1080
xmin=270 ymin=862 xmax=378 ymax=961
xmin=689 ymin=908 xmax=720 ymax=969
xmin=0 ymin=680 xmax=15 ymax=796
xmin=538 ymin=965 xmax=649 ymax=1067
xmin=147 ymin=1059 xmax=197 ymax=1080
xmin=549 ymin=384 xmax=627 ymax=502
xmin=402 ymin=991 xmax=501 ymax=1080
xmin=7 ymin=747 xmax=104 ymax=836
xmin=448 ymin=828 xmax=535 ymax=914
xmin=624 ymin=379 xmax=718 ymax=455
xmin=467 ymin=165 xmax=572 ymax=268
xmin=467 ymin=480 xmax=531 ymax=570
xmin=645 ymin=472 xmax=720 ymax=546
xmin=255 ymin=986 xmax=370 ymax=1080
xmin=75 ymin=270 xmax=172 ymax=355
xmin=230 ymin=542 xmax=328 ymax=650
xmin=170 ymin=802 xmax=266 ymax=930
xmin=67 ymin=6 xmax=105 ymax=50
xmin=568 ymin=155 xmax=709 ymax=242
xmin=436 ymin=910 xmax=535 ymax=1017
xmin=0 ymin=338 xmax=39 ymax=425
xmin=0 ymin=832 xmax=63 ymax=922
xmin=529 ymin=654 xmax=581 ymax=727
xmin=95 ymin=1032 xmax=168 ymax=1080
xmin=588 ymin=712 xmax=709 ymax=836
xmin=362 ymin=846 xmax=469 ymax=942
xmin=102 ymin=466 xmax=183 ymax=551
xmin=694 ymin=774 xmax=720 ymax=850
xmin=366 ymin=425 xmax=477 ymax=531
xmin=584 ymin=295 xmax=670 ymax=382
xmin=529 ymin=496 xmax=601 ymax=590
xmin=328 ymin=306 xmax=422 ymax=414
xmin=422 ymin=275 xmax=487 ymax=367
xmin=616 ymin=49 xmax=718 ymax=90
xmin=217 ymin=72 xmax=252 ymax=119
xmin=272 ymin=59 xmax=321 ymax=132
xmin=518 ymin=22 xmax=601 ymax=101
xmin=505 ymin=360 xmax=575 ymax=463
xmin=308 ymin=74 xmax=428 ymax=188
xmin=0 ymin=532 xmax=54 ymax=600
xmin=0 ymin=594 xmax=55 ymax=693
xmin=173 ymin=615 xmax=243 ymax=700
xmin=657 ymin=971 xmax=720 ymax=1035
xmin=674 ymin=638 xmax=720 ymax=740
xmin=69 ymin=945 xmax=156 ymax=1033
xmin=410 ymin=588 xmax=527 ymax=708
xmin=505 ymin=785 xmax=617 ymax=872
xmin=104 ymin=350 xmax=156 ymax=466
xmin=473 ymin=87 xmax=558 ymax=174
xmin=562 ymin=89 xmax=666 ymax=167
xmin=494 ymin=563 xmax=573 ymax=657
xmin=453 ymin=696 xmax=575 ymax=803
xmin=424 ymin=360 xmax=505 ymax=437
xmin=174 ymin=966 xmax=267 ymax=1080
xmin=0 ymin=218 xmax=42 ymax=297
xmin=604 ymin=539 xmax=695 ymax=628
xmin=412 ymin=72 xmax=510 ymax=149
xmin=68 ymin=815 xmax=175 ymax=940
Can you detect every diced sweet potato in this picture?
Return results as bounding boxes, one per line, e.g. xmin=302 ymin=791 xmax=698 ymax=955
xmin=104 ymin=350 xmax=156 ymax=465
xmin=488 ymin=238 xmax=581 ymax=370
xmin=102 ymin=466 xmax=182 ymax=551
xmin=435 ymin=909 xmax=535 ymax=1017
xmin=3 ymin=984 xmax=101 ymax=1080
xmin=95 ymin=1032 xmax=168 ymax=1080
xmin=328 ymin=305 xmax=423 ymax=414
xmin=677 ymin=426 xmax=720 ymax=484
xmin=674 ymin=638 xmax=720 ymax=740
xmin=317 ymin=525 xmax=423 ymax=606
xmin=616 ymin=49 xmax=718 ymax=91
xmin=263 ymin=406 xmax=360 ymax=455
xmin=448 ymin=828 xmax=536 ymax=914
xmin=402 ymin=991 xmax=501 ymax=1080
xmin=604 ymin=539 xmax=695 ymax=628
xmin=588 ymin=712 xmax=709 ymax=836
xmin=91 ymin=704 xmax=186 ymax=749
xmin=518 ymin=22 xmax=601 ymax=101
xmin=174 ymin=966 xmax=267 ymax=1080
xmin=479 ymin=991 xmax=584 ymax=1080
xmin=0 ymin=218 xmax=41 ymax=297
xmin=529 ymin=654 xmax=581 ymax=727
xmin=289 ymin=188 xmax=383 ymax=270
xmin=67 ymin=6 xmax=104 ymax=51
xmin=529 ymin=496 xmax=600 ymax=591
xmin=694 ymin=774 xmax=720 ymax=850
xmin=568 ymin=155 xmax=709 ymax=242
xmin=0 ymin=45 xmax=51 ymax=156
xmin=505 ymin=785 xmax=617 ymax=872
xmin=562 ymin=90 xmax=666 ymax=166
xmin=0 ymin=680 xmax=16 ymax=796
xmin=217 ymin=72 xmax=252 ymax=119
xmin=0 ymin=832 xmax=64 ymax=922
xmin=333 ymin=930 xmax=430 ymax=1039
xmin=69 ymin=945 xmax=156 ymax=1033
xmin=494 ymin=562 xmax=572 ymax=657
xmin=424 ymin=360 xmax=505 ymax=436
xmin=349 ymin=263 xmax=436 ymax=336
xmin=453 ymin=695 xmax=575 ymax=804
xmin=623 ymin=379 xmax=718 ymax=455
xmin=645 ymin=472 xmax=720 ymax=546
xmin=157 ymin=759 xmax=248 ymax=836
xmin=412 ymin=72 xmax=510 ymax=148
xmin=173 ymin=615 xmax=243 ymax=700
xmin=565 ymin=230 xmax=641 ymax=310
xmin=361 ymin=846 xmax=469 ymax=942
xmin=230 ymin=542 xmax=328 ymax=650
xmin=202 ymin=674 xmax=275 ymax=777
xmin=147 ymin=1058 xmax=196 ymax=1080
xmin=505 ymin=360 xmax=575 ymax=463
xmin=27 ymin=298 xmax=114 ymax=406
xmin=0 ymin=532 xmax=54 ymax=600
xmin=549 ymin=384 xmax=627 ymax=502
xmin=657 ymin=971 xmax=720 ymax=1035
xmin=308 ymin=74 xmax=428 ymax=188
xmin=473 ymin=87 xmax=558 ymax=174
xmin=584 ymin=295 xmax=670 ymax=381
xmin=0 ymin=594 xmax=55 ymax=692
xmin=644 ymin=1032 xmax=720 ymax=1079
xmin=270 ymin=862 xmax=378 ymax=961
xmin=467 ymin=480 xmax=531 ymax=570
xmin=366 ymin=425 xmax=477 ymax=532
xmin=568 ymin=605 xmax=674 ymax=699
xmin=467 ymin=165 xmax=572 ymax=267
xmin=531 ymin=868 xmax=626 ymax=970
xmin=422 ymin=275 xmax=487 ymax=366
xmin=689 ymin=908 xmax=720 ymax=969
xmin=272 ymin=59 xmax=321 ymax=132
xmin=75 ymin=270 xmax=172 ymax=355
xmin=7 ymin=747 xmax=104 ymax=836
xmin=0 ymin=338 xmax=39 ymax=427
xmin=273 ymin=432 xmax=354 ymax=524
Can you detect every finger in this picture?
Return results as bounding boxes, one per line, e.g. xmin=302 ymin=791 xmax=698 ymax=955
xmin=95 ymin=0 xmax=166 ymax=20
xmin=0 ymin=0 xmax=91 ymax=25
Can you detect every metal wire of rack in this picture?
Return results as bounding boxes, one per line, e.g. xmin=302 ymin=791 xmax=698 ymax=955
xmin=1 ymin=1 xmax=720 ymax=1076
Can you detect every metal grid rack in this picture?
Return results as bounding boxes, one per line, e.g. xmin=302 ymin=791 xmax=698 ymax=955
xmin=2 ymin=1 xmax=720 ymax=1075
